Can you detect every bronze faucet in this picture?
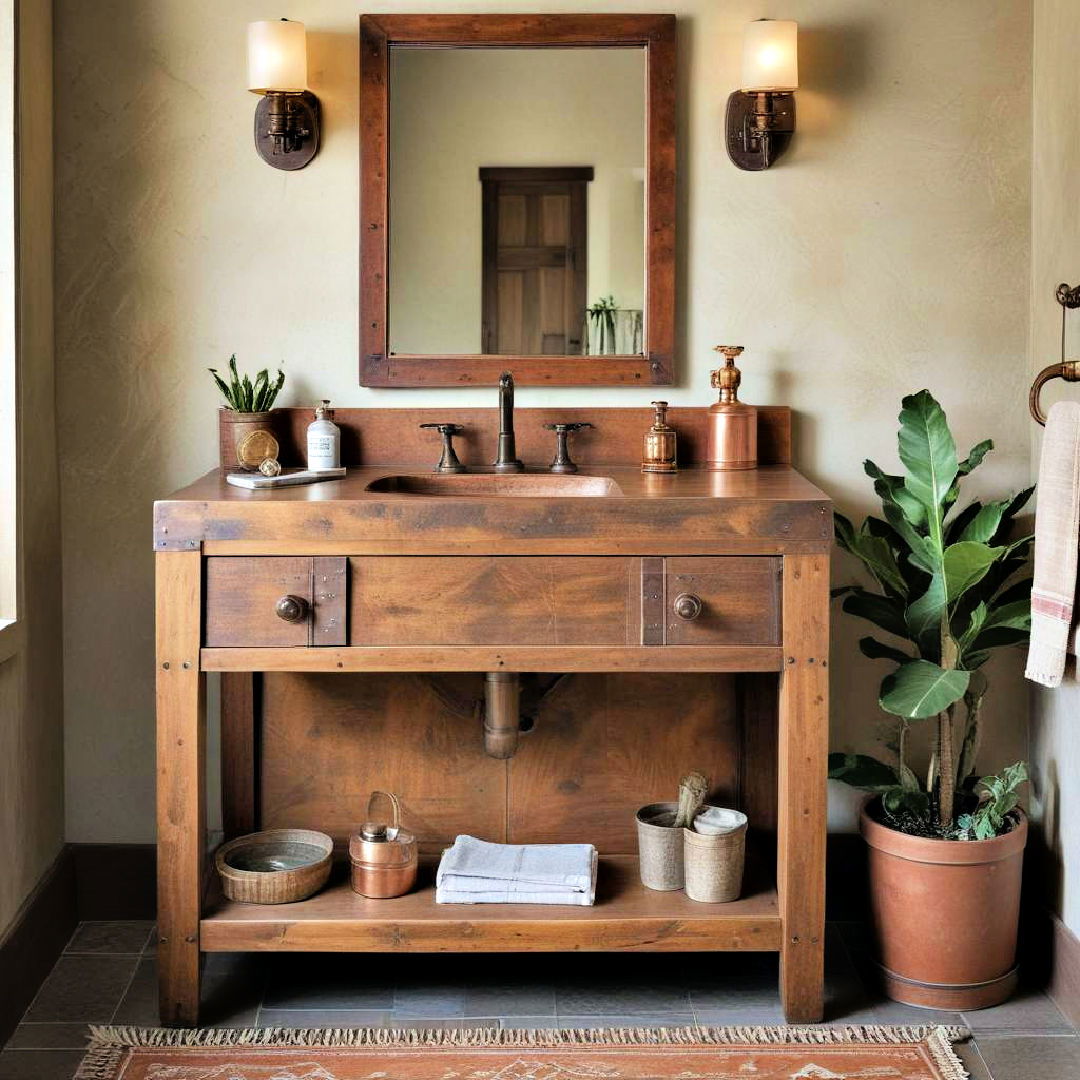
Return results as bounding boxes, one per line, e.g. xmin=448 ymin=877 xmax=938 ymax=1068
xmin=493 ymin=371 xmax=524 ymax=473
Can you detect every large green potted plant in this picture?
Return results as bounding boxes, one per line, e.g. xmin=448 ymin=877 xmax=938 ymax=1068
xmin=830 ymin=390 xmax=1033 ymax=1010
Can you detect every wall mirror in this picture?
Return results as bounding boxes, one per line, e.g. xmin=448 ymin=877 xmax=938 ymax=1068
xmin=359 ymin=15 xmax=676 ymax=387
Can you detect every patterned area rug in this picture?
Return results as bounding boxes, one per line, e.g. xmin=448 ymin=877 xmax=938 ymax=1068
xmin=76 ymin=1025 xmax=970 ymax=1080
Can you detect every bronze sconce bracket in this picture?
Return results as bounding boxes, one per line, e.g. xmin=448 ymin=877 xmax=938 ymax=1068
xmin=726 ymin=90 xmax=795 ymax=171
xmin=254 ymin=90 xmax=320 ymax=171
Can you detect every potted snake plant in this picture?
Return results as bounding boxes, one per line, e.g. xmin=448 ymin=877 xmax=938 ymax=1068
xmin=830 ymin=390 xmax=1033 ymax=1010
xmin=210 ymin=355 xmax=285 ymax=470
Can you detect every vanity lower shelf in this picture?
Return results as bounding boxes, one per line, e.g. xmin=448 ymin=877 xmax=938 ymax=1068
xmin=200 ymin=855 xmax=781 ymax=954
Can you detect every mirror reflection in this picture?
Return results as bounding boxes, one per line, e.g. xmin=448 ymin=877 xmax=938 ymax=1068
xmin=388 ymin=47 xmax=647 ymax=357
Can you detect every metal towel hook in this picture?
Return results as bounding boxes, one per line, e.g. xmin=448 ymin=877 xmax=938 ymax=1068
xmin=1029 ymin=283 xmax=1080 ymax=425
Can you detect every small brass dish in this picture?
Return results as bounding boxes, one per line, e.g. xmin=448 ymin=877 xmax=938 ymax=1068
xmin=215 ymin=828 xmax=333 ymax=905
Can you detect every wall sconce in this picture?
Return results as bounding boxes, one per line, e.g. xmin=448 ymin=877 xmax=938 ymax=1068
xmin=247 ymin=19 xmax=320 ymax=171
xmin=726 ymin=19 xmax=798 ymax=171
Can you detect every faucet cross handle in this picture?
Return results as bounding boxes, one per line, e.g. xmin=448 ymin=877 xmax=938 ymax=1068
xmin=419 ymin=422 xmax=466 ymax=474
xmin=543 ymin=422 xmax=594 ymax=474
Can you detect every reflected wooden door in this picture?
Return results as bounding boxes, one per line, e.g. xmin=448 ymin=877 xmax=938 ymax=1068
xmin=481 ymin=167 xmax=592 ymax=355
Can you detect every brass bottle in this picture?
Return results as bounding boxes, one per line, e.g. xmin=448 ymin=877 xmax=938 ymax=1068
xmin=707 ymin=346 xmax=757 ymax=471
xmin=642 ymin=400 xmax=677 ymax=473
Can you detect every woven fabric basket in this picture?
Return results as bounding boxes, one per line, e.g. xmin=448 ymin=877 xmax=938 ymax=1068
xmin=683 ymin=809 xmax=747 ymax=903
xmin=635 ymin=802 xmax=684 ymax=891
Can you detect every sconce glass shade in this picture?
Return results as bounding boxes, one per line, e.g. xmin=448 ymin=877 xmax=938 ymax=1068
xmin=741 ymin=19 xmax=798 ymax=92
xmin=247 ymin=19 xmax=308 ymax=94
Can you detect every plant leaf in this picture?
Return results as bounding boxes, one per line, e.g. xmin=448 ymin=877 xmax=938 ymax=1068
xmin=859 ymin=636 xmax=912 ymax=664
xmin=945 ymin=500 xmax=984 ymax=544
xmin=897 ymin=391 xmax=959 ymax=541
xmin=958 ymin=439 xmax=993 ymax=476
xmin=943 ymin=541 xmax=1006 ymax=602
xmin=993 ymin=576 xmax=1033 ymax=607
xmin=880 ymin=659 xmax=970 ymax=719
xmin=841 ymin=588 xmax=909 ymax=639
xmin=828 ymin=753 xmax=901 ymax=791
xmin=228 ymin=355 xmax=241 ymax=401
xmin=958 ymin=601 xmax=988 ymax=650
xmin=944 ymin=440 xmax=994 ymax=512
xmin=208 ymin=368 xmax=235 ymax=410
xmin=956 ymin=501 xmax=1007 ymax=543
xmin=905 ymin=573 xmax=946 ymax=657
xmin=251 ymin=369 xmax=269 ymax=412
xmin=898 ymin=761 xmax=923 ymax=792
xmin=865 ymin=460 xmax=927 ymax=529
xmin=835 ymin=513 xmax=907 ymax=597
xmin=990 ymin=486 xmax=1035 ymax=545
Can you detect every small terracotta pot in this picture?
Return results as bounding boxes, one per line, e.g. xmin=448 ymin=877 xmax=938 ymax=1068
xmin=861 ymin=801 xmax=1027 ymax=1010
xmin=218 ymin=408 xmax=280 ymax=471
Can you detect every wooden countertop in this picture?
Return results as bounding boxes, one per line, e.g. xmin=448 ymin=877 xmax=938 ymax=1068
xmin=154 ymin=466 xmax=831 ymax=556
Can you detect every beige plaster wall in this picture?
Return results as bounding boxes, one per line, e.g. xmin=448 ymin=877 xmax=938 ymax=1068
xmin=1029 ymin=0 xmax=1080 ymax=936
xmin=389 ymin=47 xmax=646 ymax=354
xmin=54 ymin=0 xmax=1033 ymax=844
xmin=0 ymin=0 xmax=63 ymax=937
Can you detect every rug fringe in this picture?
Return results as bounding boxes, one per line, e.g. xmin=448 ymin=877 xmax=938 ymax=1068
xmin=83 ymin=1022 xmax=970 ymax=1051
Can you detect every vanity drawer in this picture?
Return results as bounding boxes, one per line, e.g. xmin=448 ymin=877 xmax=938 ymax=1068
xmin=642 ymin=556 xmax=781 ymax=646
xmin=205 ymin=557 xmax=348 ymax=647
xmin=350 ymin=556 xmax=638 ymax=646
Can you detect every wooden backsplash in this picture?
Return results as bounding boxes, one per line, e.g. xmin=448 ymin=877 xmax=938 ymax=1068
xmin=265 ymin=406 xmax=792 ymax=469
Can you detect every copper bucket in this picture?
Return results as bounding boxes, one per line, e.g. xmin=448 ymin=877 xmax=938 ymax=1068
xmin=349 ymin=791 xmax=418 ymax=899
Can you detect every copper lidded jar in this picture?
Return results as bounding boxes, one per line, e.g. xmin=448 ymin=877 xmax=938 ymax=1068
xmin=707 ymin=346 xmax=757 ymax=471
xmin=349 ymin=791 xmax=418 ymax=899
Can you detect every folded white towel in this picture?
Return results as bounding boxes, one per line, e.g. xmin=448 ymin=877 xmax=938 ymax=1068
xmin=435 ymin=835 xmax=598 ymax=906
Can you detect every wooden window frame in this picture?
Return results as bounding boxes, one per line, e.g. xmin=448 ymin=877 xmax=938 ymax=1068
xmin=359 ymin=14 xmax=676 ymax=388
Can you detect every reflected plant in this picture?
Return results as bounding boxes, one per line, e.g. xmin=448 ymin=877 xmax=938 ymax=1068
xmin=587 ymin=295 xmax=618 ymax=354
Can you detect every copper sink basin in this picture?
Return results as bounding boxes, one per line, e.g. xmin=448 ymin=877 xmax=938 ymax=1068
xmin=365 ymin=473 xmax=623 ymax=497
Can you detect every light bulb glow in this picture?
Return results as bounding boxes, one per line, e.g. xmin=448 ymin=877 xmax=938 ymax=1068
xmin=247 ymin=20 xmax=308 ymax=94
xmin=741 ymin=20 xmax=798 ymax=92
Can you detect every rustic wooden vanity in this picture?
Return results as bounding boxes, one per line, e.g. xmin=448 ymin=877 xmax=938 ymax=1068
xmin=155 ymin=406 xmax=830 ymax=1026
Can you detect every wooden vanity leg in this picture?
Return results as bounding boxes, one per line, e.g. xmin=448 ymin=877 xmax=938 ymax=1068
xmin=156 ymin=551 xmax=206 ymax=1027
xmin=777 ymin=553 xmax=829 ymax=1023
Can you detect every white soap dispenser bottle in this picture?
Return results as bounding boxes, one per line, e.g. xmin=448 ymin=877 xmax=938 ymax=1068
xmin=306 ymin=400 xmax=341 ymax=471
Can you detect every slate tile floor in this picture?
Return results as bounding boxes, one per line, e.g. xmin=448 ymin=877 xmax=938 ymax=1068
xmin=1 ymin=921 xmax=1077 ymax=1079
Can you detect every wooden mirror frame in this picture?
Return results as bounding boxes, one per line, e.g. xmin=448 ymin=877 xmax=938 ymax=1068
xmin=359 ymin=14 xmax=676 ymax=388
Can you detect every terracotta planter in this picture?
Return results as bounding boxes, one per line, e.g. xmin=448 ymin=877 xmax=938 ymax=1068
xmin=861 ymin=802 xmax=1027 ymax=1010
xmin=218 ymin=409 xmax=280 ymax=471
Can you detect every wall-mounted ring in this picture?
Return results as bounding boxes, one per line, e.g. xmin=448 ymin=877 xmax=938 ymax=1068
xmin=1029 ymin=360 xmax=1080 ymax=426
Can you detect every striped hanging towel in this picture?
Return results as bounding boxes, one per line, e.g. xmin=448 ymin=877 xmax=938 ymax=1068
xmin=1026 ymin=401 xmax=1080 ymax=687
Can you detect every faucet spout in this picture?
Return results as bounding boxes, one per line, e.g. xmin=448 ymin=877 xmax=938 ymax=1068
xmin=493 ymin=371 xmax=524 ymax=473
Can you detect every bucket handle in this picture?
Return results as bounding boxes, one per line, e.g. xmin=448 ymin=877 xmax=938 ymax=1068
xmin=366 ymin=790 xmax=402 ymax=839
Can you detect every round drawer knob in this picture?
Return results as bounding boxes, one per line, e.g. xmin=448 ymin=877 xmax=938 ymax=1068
xmin=673 ymin=593 xmax=703 ymax=621
xmin=275 ymin=594 xmax=309 ymax=623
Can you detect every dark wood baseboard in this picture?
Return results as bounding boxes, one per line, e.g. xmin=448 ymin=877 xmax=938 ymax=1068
xmin=0 ymin=847 xmax=77 ymax=1046
xmin=1048 ymin=911 xmax=1080 ymax=1028
xmin=0 ymin=843 xmax=156 ymax=1046
xmin=70 ymin=843 xmax=157 ymax=920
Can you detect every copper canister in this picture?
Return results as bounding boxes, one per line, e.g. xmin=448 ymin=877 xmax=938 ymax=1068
xmin=642 ymin=401 xmax=678 ymax=473
xmin=707 ymin=346 xmax=757 ymax=471
xmin=349 ymin=791 xmax=418 ymax=899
